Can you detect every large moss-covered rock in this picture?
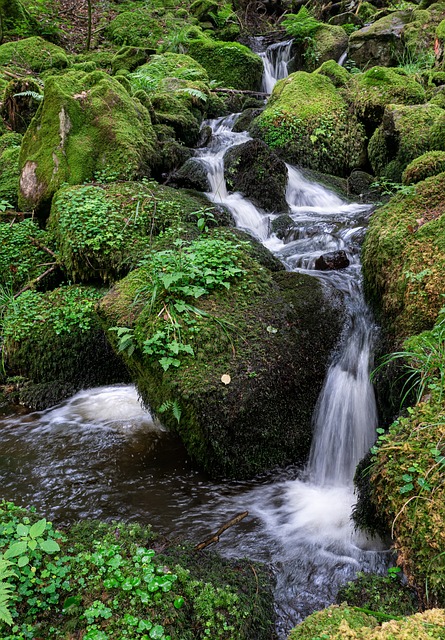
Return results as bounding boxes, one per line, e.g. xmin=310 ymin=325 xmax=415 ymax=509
xmin=250 ymin=71 xmax=366 ymax=177
xmin=368 ymin=104 xmax=445 ymax=180
xmin=111 ymin=46 xmax=155 ymax=74
xmin=98 ymin=229 xmax=344 ymax=479
xmin=48 ymin=181 xmax=222 ymax=283
xmin=370 ymin=385 xmax=445 ymax=606
xmin=314 ymin=60 xmax=350 ymax=87
xmin=0 ymin=133 xmax=21 ymax=208
xmin=0 ymin=218 xmax=55 ymax=291
xmin=2 ymin=285 xmax=129 ymax=408
xmin=106 ymin=10 xmax=164 ymax=47
xmin=348 ymin=67 xmax=425 ymax=129
xmin=289 ymin=604 xmax=445 ymax=639
xmin=185 ymin=37 xmax=263 ymax=91
xmin=18 ymin=70 xmax=157 ymax=211
xmin=306 ymin=24 xmax=348 ymax=71
xmin=402 ymin=150 xmax=445 ymax=184
xmin=362 ymin=172 xmax=445 ymax=336
xmin=348 ymin=11 xmax=413 ymax=68
xmin=0 ymin=37 xmax=68 ymax=72
xmin=223 ymin=139 xmax=288 ymax=213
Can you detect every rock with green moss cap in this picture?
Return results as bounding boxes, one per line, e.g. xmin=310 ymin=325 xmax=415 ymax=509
xmin=0 ymin=36 xmax=68 ymax=73
xmin=0 ymin=133 xmax=21 ymax=208
xmin=18 ymin=70 xmax=158 ymax=212
xmin=370 ymin=383 xmax=445 ymax=607
xmin=362 ymin=172 xmax=445 ymax=337
xmin=368 ymin=103 xmax=445 ymax=180
xmin=250 ymin=71 xmax=366 ymax=177
xmin=437 ymin=18 xmax=445 ymax=67
xmin=315 ymin=60 xmax=350 ymax=87
xmin=288 ymin=604 xmax=378 ymax=639
xmin=223 ymin=139 xmax=288 ymax=213
xmin=98 ymin=228 xmax=344 ymax=479
xmin=348 ymin=67 xmax=425 ymax=129
xmin=402 ymin=150 xmax=445 ymax=184
xmin=106 ymin=10 xmax=164 ymax=48
xmin=305 ymin=24 xmax=348 ymax=72
xmin=48 ymin=180 xmax=224 ymax=283
xmin=111 ymin=46 xmax=155 ymax=74
xmin=348 ymin=11 xmax=414 ymax=68
xmin=185 ymin=37 xmax=263 ymax=91
xmin=2 ymin=285 xmax=129 ymax=409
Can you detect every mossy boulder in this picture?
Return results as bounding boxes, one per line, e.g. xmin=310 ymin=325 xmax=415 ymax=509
xmin=250 ymin=71 xmax=366 ymax=177
xmin=348 ymin=11 xmax=413 ymax=68
xmin=171 ymin=158 xmax=211 ymax=191
xmin=185 ymin=37 xmax=263 ymax=91
xmin=402 ymin=150 xmax=445 ymax=184
xmin=106 ymin=10 xmax=164 ymax=48
xmin=362 ymin=172 xmax=445 ymax=336
xmin=348 ymin=67 xmax=425 ymax=129
xmin=307 ymin=24 xmax=348 ymax=71
xmin=48 ymin=180 xmax=222 ymax=284
xmin=1 ymin=77 xmax=43 ymax=133
xmin=111 ymin=46 xmax=155 ymax=74
xmin=2 ymin=285 xmax=129 ymax=408
xmin=98 ymin=229 xmax=344 ymax=479
xmin=0 ymin=218 xmax=55 ymax=291
xmin=18 ymin=70 xmax=157 ymax=212
xmin=223 ymin=139 xmax=288 ymax=213
xmin=0 ymin=133 xmax=21 ymax=208
xmin=0 ymin=37 xmax=68 ymax=73
xmin=368 ymin=104 xmax=445 ymax=180
xmin=315 ymin=60 xmax=350 ymax=87
xmin=289 ymin=604 xmax=445 ymax=638
xmin=370 ymin=386 xmax=445 ymax=605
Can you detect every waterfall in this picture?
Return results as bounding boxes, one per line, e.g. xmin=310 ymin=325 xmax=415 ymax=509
xmin=260 ymin=39 xmax=294 ymax=93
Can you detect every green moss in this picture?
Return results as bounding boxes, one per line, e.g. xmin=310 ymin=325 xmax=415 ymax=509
xmin=348 ymin=11 xmax=414 ymax=68
xmin=337 ymin=572 xmax=419 ymax=617
xmin=370 ymin=386 xmax=445 ymax=606
xmin=18 ymin=70 xmax=158 ymax=211
xmin=362 ymin=172 xmax=445 ymax=336
xmin=250 ymin=71 xmax=366 ymax=177
xmin=0 ymin=145 xmax=20 ymax=209
xmin=2 ymin=285 xmax=128 ymax=403
xmin=72 ymin=50 xmax=115 ymax=71
xmin=368 ymin=104 xmax=445 ymax=180
xmin=106 ymin=10 xmax=164 ymax=47
xmin=438 ymin=19 xmax=445 ymax=39
xmin=111 ymin=46 xmax=153 ymax=74
xmin=0 ymin=0 xmax=39 ymax=38
xmin=0 ymin=218 xmax=55 ymax=291
xmin=185 ymin=37 xmax=263 ymax=91
xmin=98 ymin=229 xmax=344 ymax=479
xmin=402 ymin=151 xmax=445 ymax=184
xmin=288 ymin=604 xmax=378 ymax=639
xmin=0 ymin=37 xmax=68 ymax=72
xmin=348 ymin=67 xmax=425 ymax=127
xmin=48 ymin=180 xmax=218 ymax=283
xmin=315 ymin=59 xmax=350 ymax=87
xmin=308 ymin=23 xmax=348 ymax=71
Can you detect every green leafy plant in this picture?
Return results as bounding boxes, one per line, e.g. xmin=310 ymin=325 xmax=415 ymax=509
xmin=12 ymin=91 xmax=43 ymax=102
xmin=0 ymin=199 xmax=12 ymax=212
xmin=0 ymin=556 xmax=15 ymax=626
xmin=159 ymin=399 xmax=182 ymax=423
xmin=3 ymin=518 xmax=60 ymax=567
xmin=281 ymin=7 xmax=321 ymax=41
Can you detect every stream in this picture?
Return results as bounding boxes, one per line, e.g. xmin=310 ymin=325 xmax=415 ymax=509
xmin=0 ymin=40 xmax=390 ymax=636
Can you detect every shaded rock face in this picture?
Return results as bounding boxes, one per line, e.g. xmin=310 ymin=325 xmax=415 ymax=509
xmin=315 ymin=250 xmax=350 ymax=270
xmin=18 ymin=70 xmax=157 ymax=212
xmin=171 ymin=158 xmax=211 ymax=192
xmin=223 ymin=139 xmax=289 ymax=212
xmin=98 ymin=231 xmax=345 ymax=479
xmin=348 ymin=11 xmax=413 ymax=68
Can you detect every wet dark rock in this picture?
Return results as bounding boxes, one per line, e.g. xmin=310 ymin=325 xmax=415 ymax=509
xmin=171 ymin=158 xmax=210 ymax=191
xmin=270 ymin=214 xmax=295 ymax=240
xmin=347 ymin=170 xmax=377 ymax=202
xmin=196 ymin=125 xmax=213 ymax=148
xmin=348 ymin=11 xmax=413 ymax=68
xmin=315 ymin=250 xmax=350 ymax=270
xmin=224 ymin=139 xmax=288 ymax=212
xmin=232 ymin=108 xmax=264 ymax=133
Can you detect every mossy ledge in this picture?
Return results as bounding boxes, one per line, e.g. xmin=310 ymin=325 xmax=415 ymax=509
xmin=98 ymin=228 xmax=345 ymax=479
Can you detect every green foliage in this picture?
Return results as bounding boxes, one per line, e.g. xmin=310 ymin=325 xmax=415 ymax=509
xmin=114 ymin=235 xmax=246 ymax=371
xmin=281 ymin=8 xmax=321 ymax=42
xmin=0 ymin=502 xmax=273 ymax=639
xmin=158 ymin=399 xmax=182 ymax=423
xmin=12 ymin=90 xmax=43 ymax=102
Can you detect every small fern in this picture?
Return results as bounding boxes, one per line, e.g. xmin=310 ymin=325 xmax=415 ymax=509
xmin=281 ymin=7 xmax=321 ymax=41
xmin=178 ymin=87 xmax=207 ymax=103
xmin=0 ymin=556 xmax=16 ymax=626
xmin=159 ymin=400 xmax=182 ymax=424
xmin=13 ymin=90 xmax=43 ymax=101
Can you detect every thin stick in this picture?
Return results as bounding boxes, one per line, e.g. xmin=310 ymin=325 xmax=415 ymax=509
xmin=14 ymin=265 xmax=57 ymax=298
xmin=195 ymin=511 xmax=248 ymax=551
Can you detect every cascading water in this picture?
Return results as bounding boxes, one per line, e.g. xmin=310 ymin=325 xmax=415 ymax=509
xmin=260 ymin=39 xmax=294 ymax=93
xmin=0 ymin=39 xmax=390 ymax=638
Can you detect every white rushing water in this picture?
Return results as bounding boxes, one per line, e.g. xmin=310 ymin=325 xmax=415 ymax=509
xmin=260 ymin=39 xmax=294 ymax=93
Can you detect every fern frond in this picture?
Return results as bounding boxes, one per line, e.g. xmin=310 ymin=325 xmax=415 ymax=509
xmin=13 ymin=90 xmax=43 ymax=101
xmin=178 ymin=87 xmax=207 ymax=103
xmin=0 ymin=556 xmax=16 ymax=626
